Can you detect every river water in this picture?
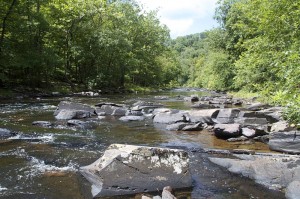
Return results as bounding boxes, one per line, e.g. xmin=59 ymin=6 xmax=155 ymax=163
xmin=0 ymin=89 xmax=284 ymax=199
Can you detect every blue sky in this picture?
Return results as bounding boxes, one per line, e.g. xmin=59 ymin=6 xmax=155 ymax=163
xmin=137 ymin=0 xmax=219 ymax=38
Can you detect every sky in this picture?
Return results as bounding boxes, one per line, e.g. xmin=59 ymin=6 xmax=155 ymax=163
xmin=137 ymin=0 xmax=219 ymax=39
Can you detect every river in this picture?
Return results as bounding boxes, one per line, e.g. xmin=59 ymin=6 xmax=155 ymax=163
xmin=0 ymin=89 xmax=284 ymax=198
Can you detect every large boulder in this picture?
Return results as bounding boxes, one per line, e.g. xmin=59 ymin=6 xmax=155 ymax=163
xmin=268 ymin=131 xmax=300 ymax=154
xmin=214 ymin=109 xmax=240 ymax=124
xmin=80 ymin=144 xmax=192 ymax=198
xmin=54 ymin=101 xmax=95 ymax=116
xmin=209 ymin=153 xmax=300 ymax=192
xmin=153 ymin=112 xmax=187 ymax=124
xmin=185 ymin=109 xmax=219 ymax=124
xmin=95 ymin=104 xmax=126 ymax=116
xmin=55 ymin=109 xmax=91 ymax=120
xmin=214 ymin=123 xmax=241 ymax=138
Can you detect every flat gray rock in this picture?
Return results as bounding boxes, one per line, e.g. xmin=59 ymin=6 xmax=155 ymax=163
xmin=214 ymin=109 xmax=240 ymax=124
xmin=153 ymin=112 xmax=187 ymax=124
xmin=80 ymin=144 xmax=192 ymax=198
xmin=268 ymin=131 xmax=300 ymax=154
xmin=209 ymin=153 xmax=300 ymax=192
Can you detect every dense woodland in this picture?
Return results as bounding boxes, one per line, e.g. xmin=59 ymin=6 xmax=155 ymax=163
xmin=171 ymin=0 xmax=300 ymax=123
xmin=0 ymin=0 xmax=299 ymax=122
xmin=0 ymin=0 xmax=180 ymax=90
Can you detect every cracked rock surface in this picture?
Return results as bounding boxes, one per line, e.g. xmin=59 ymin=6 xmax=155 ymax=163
xmin=80 ymin=144 xmax=192 ymax=198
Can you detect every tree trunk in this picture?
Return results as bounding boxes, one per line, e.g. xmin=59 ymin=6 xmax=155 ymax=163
xmin=0 ymin=0 xmax=17 ymax=54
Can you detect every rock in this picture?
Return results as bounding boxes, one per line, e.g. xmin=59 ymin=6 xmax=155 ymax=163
xmin=191 ymin=103 xmax=221 ymax=109
xmin=268 ymin=131 xmax=300 ymax=154
xmin=0 ymin=128 xmax=15 ymax=138
xmin=67 ymin=120 xmax=87 ymax=127
xmin=241 ymin=128 xmax=256 ymax=138
xmin=214 ymin=109 xmax=240 ymax=124
xmin=55 ymin=110 xmax=91 ymax=120
xmin=111 ymin=108 xmax=127 ymax=116
xmin=132 ymin=101 xmax=164 ymax=109
xmin=152 ymin=108 xmax=172 ymax=116
xmin=162 ymin=186 xmax=177 ymax=199
xmin=227 ymin=136 xmax=248 ymax=142
xmin=239 ymin=111 xmax=279 ymax=123
xmin=234 ymin=117 xmax=269 ymax=127
xmin=153 ymin=112 xmax=187 ymax=124
xmin=214 ymin=124 xmax=241 ymax=138
xmin=184 ymin=95 xmax=199 ymax=102
xmin=95 ymin=102 xmax=121 ymax=107
xmin=119 ymin=116 xmax=145 ymax=122
xmin=95 ymin=104 xmax=124 ymax=116
xmin=246 ymin=103 xmax=271 ymax=111
xmin=153 ymin=196 xmax=162 ymax=199
xmin=286 ymin=181 xmax=300 ymax=199
xmin=209 ymin=153 xmax=300 ymax=191
xmin=271 ymin=121 xmax=291 ymax=132
xmin=166 ymin=123 xmax=188 ymax=131
xmin=253 ymin=135 xmax=270 ymax=143
xmin=182 ymin=123 xmax=203 ymax=131
xmin=54 ymin=101 xmax=95 ymax=116
xmin=126 ymin=109 xmax=143 ymax=116
xmin=32 ymin=121 xmax=52 ymax=127
xmin=80 ymin=144 xmax=192 ymax=198
xmin=142 ymin=196 xmax=152 ymax=199
xmin=154 ymin=96 xmax=169 ymax=100
xmin=185 ymin=109 xmax=219 ymax=124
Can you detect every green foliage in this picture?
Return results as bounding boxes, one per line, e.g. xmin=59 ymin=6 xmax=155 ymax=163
xmin=170 ymin=0 xmax=300 ymax=122
xmin=0 ymin=0 xmax=178 ymax=90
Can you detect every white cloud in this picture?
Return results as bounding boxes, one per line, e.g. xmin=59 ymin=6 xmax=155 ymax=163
xmin=137 ymin=0 xmax=219 ymax=38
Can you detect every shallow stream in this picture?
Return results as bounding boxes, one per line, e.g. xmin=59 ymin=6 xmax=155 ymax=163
xmin=0 ymin=89 xmax=284 ymax=198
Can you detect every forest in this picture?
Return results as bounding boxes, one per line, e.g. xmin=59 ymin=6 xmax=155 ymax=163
xmin=0 ymin=0 xmax=299 ymax=122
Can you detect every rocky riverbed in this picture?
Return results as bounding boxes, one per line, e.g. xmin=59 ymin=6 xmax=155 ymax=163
xmin=0 ymin=88 xmax=298 ymax=198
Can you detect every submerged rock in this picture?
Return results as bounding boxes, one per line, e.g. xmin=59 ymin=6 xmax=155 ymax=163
xmin=80 ymin=144 xmax=192 ymax=198
xmin=166 ymin=123 xmax=188 ymax=131
xmin=32 ymin=121 xmax=52 ymax=128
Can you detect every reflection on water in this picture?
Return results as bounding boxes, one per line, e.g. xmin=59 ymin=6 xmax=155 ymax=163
xmin=0 ymin=90 xmax=284 ymax=198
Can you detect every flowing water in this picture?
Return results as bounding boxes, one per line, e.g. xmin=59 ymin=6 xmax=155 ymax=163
xmin=0 ymin=89 xmax=284 ymax=199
